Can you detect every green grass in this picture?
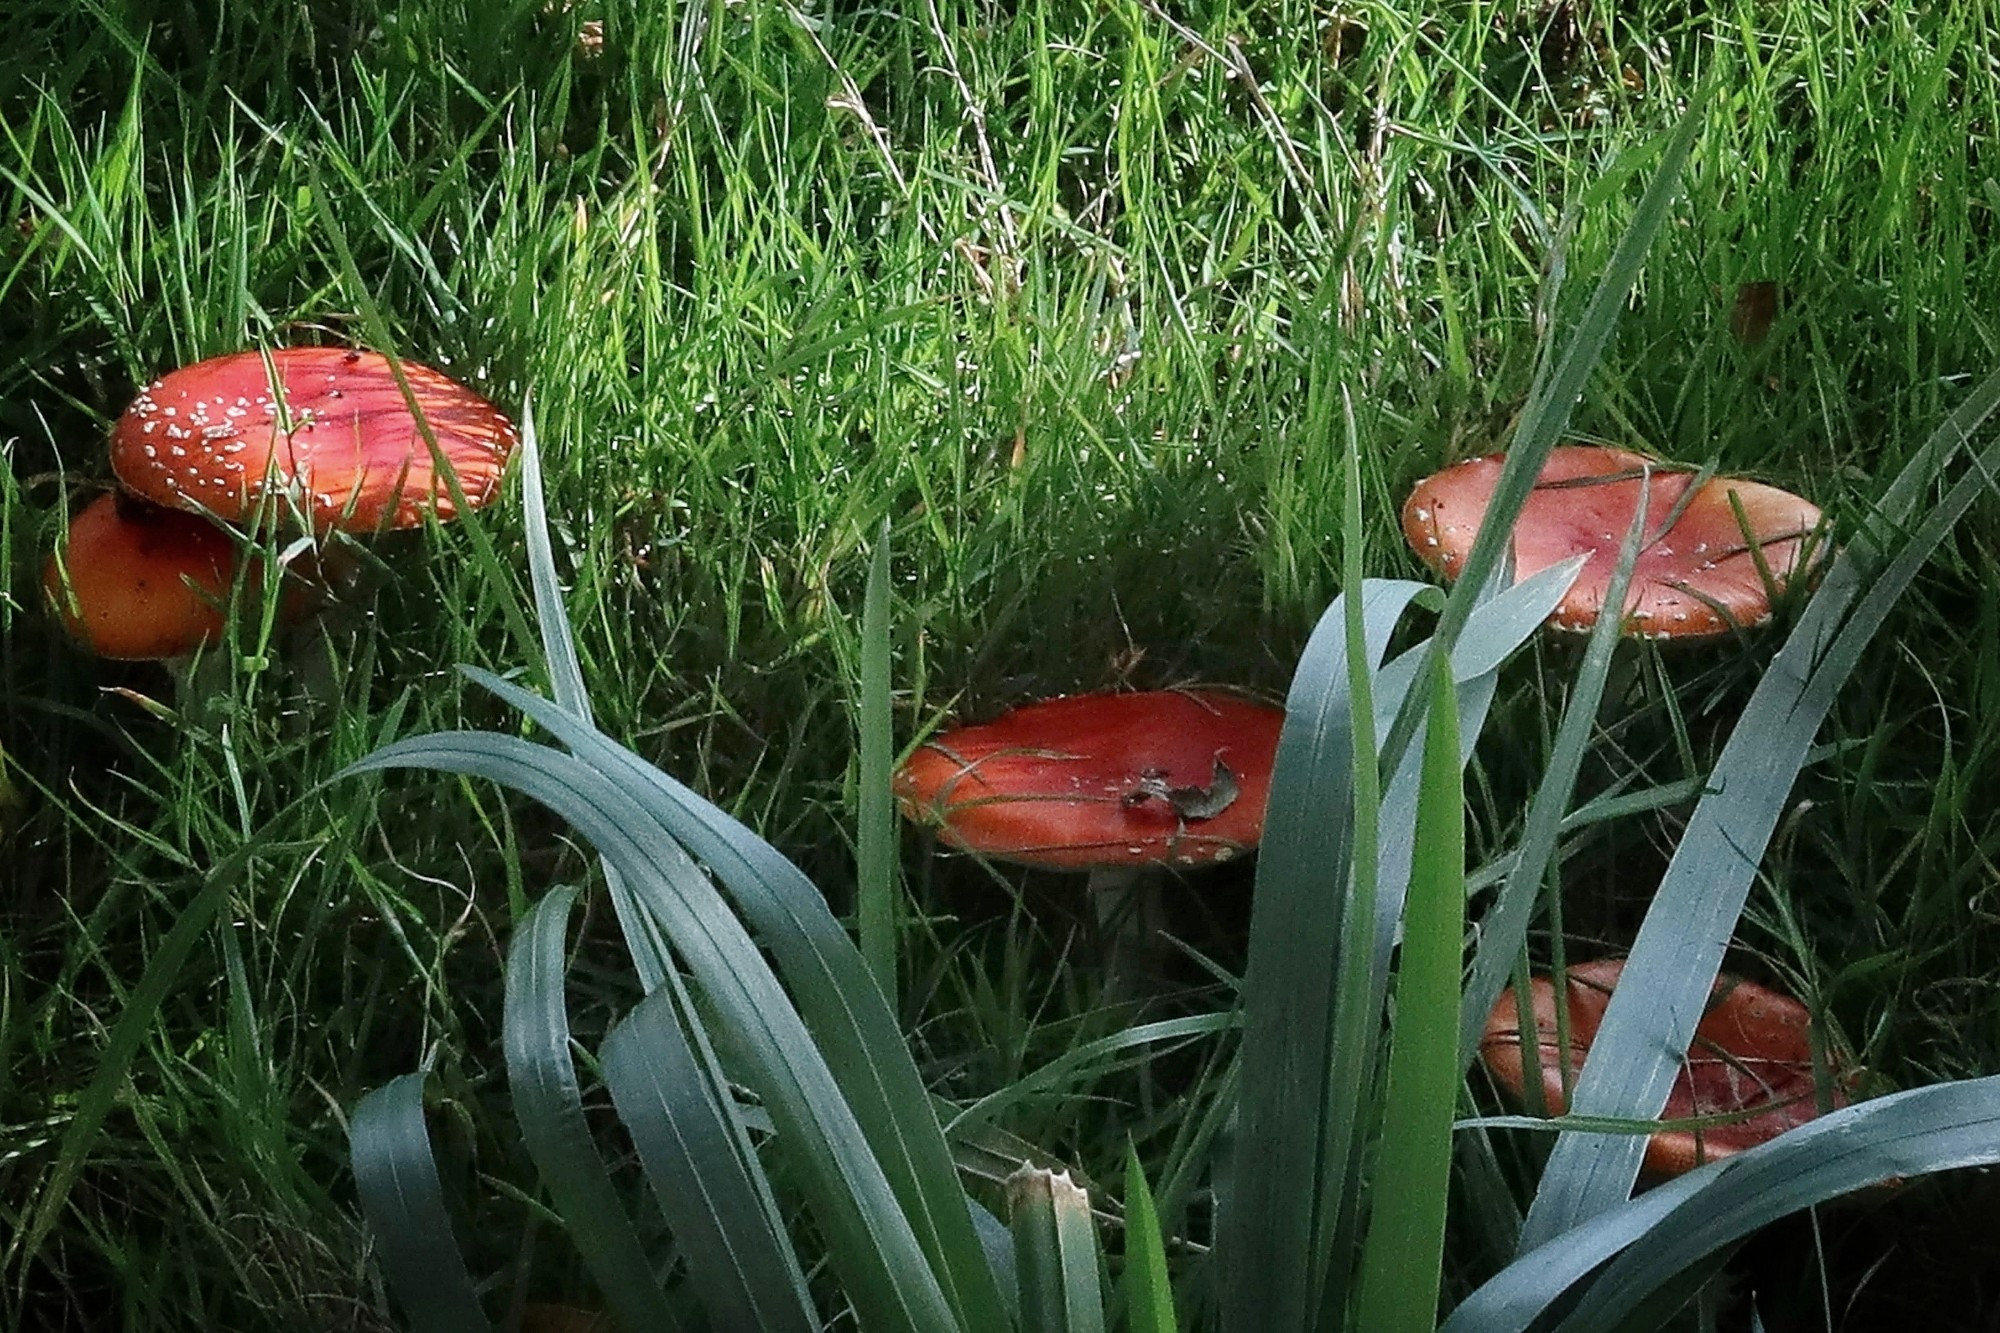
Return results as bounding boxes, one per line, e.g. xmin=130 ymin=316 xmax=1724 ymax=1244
xmin=4 ymin=1 xmax=2000 ymax=1328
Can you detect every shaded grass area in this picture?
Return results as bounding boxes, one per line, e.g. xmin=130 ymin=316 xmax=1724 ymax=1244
xmin=3 ymin=0 xmax=1998 ymax=1326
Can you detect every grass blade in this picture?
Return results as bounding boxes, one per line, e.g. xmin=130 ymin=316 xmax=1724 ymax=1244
xmin=348 ymin=1073 xmax=494 ymax=1333
xmin=456 ymin=671 xmax=1012 ymax=1328
xmin=1119 ymin=1143 xmax=1176 ymax=1333
xmin=856 ymin=518 xmax=897 ymax=1002
xmin=501 ymin=887 xmax=682 ymax=1332
xmin=1220 ymin=578 xmax=1434 ymax=1331
xmin=1448 ymin=1076 xmax=2000 ymax=1331
xmin=1459 ymin=478 xmax=1652 ymax=1063
xmin=1352 ymin=652 xmax=1465 ymax=1333
xmin=1522 ymin=365 xmax=2000 ymax=1245
xmin=601 ymin=986 xmax=817 ymax=1331
xmin=1008 ymin=1168 xmax=1105 ymax=1333
xmin=343 ymin=733 xmax=963 ymax=1330
xmin=516 ymin=393 xmax=590 ymax=721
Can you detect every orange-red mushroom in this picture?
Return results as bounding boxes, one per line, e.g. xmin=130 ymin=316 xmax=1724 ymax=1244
xmin=43 ymin=492 xmax=238 ymax=661
xmin=896 ymin=688 xmax=1284 ymax=996
xmin=1479 ymin=958 xmax=1849 ymax=1176
xmin=1401 ymin=445 xmax=1823 ymax=638
xmin=110 ymin=347 xmax=516 ymax=533
xmin=893 ymin=688 xmax=1283 ymax=871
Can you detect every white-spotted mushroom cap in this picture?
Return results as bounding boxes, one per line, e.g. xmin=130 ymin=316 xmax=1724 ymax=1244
xmin=111 ymin=347 xmax=517 ymax=533
xmin=43 ymin=491 xmax=237 ymax=660
xmin=893 ymin=689 xmax=1284 ymax=872
xmin=1401 ymin=445 xmax=1824 ymax=637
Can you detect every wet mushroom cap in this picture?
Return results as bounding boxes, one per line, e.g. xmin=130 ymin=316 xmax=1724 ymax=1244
xmin=43 ymin=492 xmax=237 ymax=660
xmin=1401 ymin=445 xmax=1824 ymax=637
xmin=110 ymin=347 xmax=517 ymax=533
xmin=1479 ymin=958 xmax=1848 ymax=1176
xmin=893 ymin=689 xmax=1284 ymax=871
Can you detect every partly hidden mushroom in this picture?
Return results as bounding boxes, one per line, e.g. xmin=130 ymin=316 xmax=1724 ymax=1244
xmin=111 ymin=346 xmax=517 ymax=534
xmin=1402 ymin=444 xmax=1824 ymax=638
xmin=895 ymin=688 xmax=1283 ymax=996
xmin=1479 ymin=957 xmax=1850 ymax=1176
xmin=43 ymin=491 xmax=241 ymax=662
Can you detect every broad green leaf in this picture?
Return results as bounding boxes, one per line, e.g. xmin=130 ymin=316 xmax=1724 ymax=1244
xmin=1448 ymin=1076 xmax=2000 ymax=1331
xmin=455 ymin=671 xmax=1011 ymax=1328
xmin=1219 ymin=578 xmax=1432 ymax=1332
xmin=1352 ymin=652 xmax=1464 ymax=1333
xmin=1521 ymin=364 xmax=2000 ymax=1246
xmin=1008 ymin=1168 xmax=1105 ymax=1333
xmin=501 ymin=887 xmax=683 ymax=1332
xmin=349 ymin=1074 xmax=493 ymax=1333
xmin=1120 ymin=1144 xmax=1177 ymax=1333
xmin=601 ymin=986 xmax=817 ymax=1330
xmin=343 ymin=734 xmax=963 ymax=1331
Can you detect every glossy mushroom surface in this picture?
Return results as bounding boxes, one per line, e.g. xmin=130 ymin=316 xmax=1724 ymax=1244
xmin=893 ymin=689 xmax=1283 ymax=871
xmin=1401 ymin=445 xmax=1824 ymax=637
xmin=111 ymin=347 xmax=517 ymax=533
xmin=43 ymin=492 xmax=238 ymax=660
xmin=1479 ymin=958 xmax=1848 ymax=1176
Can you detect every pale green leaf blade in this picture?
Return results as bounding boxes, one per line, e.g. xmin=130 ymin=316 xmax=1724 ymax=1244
xmin=1009 ymin=1168 xmax=1105 ymax=1333
xmin=601 ymin=988 xmax=817 ymax=1331
xmin=1120 ymin=1144 xmax=1177 ymax=1333
xmin=349 ymin=1073 xmax=494 ymax=1333
xmin=856 ymin=517 xmax=897 ymax=1001
xmin=501 ymin=887 xmax=682 ymax=1332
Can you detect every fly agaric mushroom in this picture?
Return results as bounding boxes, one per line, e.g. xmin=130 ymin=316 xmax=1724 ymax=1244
xmin=894 ymin=688 xmax=1283 ymax=994
xmin=110 ymin=347 xmax=516 ymax=533
xmin=1401 ymin=445 xmax=1824 ymax=638
xmin=1479 ymin=958 xmax=1850 ymax=1176
xmin=43 ymin=491 xmax=239 ymax=660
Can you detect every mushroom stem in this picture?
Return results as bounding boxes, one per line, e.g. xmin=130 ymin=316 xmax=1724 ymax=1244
xmin=1087 ymin=865 xmax=1166 ymax=1004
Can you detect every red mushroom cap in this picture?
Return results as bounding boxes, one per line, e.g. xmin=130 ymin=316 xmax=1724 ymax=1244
xmin=1401 ymin=445 xmax=1824 ymax=637
xmin=1478 ymin=958 xmax=1850 ymax=1176
xmin=110 ymin=347 xmax=517 ymax=533
xmin=893 ymin=689 xmax=1284 ymax=871
xmin=43 ymin=492 xmax=238 ymax=660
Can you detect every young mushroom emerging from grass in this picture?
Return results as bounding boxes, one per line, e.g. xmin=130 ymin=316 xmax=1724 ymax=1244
xmin=1479 ymin=958 xmax=1850 ymax=1176
xmin=894 ymin=688 xmax=1283 ymax=998
xmin=43 ymin=491 xmax=241 ymax=662
xmin=1401 ymin=445 xmax=1825 ymax=638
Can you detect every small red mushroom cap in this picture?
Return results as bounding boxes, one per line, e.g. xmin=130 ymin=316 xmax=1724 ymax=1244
xmin=110 ymin=347 xmax=517 ymax=533
xmin=43 ymin=492 xmax=238 ymax=660
xmin=893 ymin=689 xmax=1284 ymax=871
xmin=1479 ymin=958 xmax=1850 ymax=1176
xmin=1401 ymin=445 xmax=1824 ymax=637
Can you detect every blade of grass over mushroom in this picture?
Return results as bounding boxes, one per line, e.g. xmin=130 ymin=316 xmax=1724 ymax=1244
xmin=1353 ymin=653 xmax=1465 ymax=1333
xmin=340 ymin=735 xmax=966 ymax=1330
xmin=1521 ymin=364 xmax=2000 ymax=1246
xmin=450 ymin=669 xmax=1011 ymax=1326
xmin=1218 ymin=577 xmax=1433 ymax=1332
xmin=1447 ymin=1077 xmax=2000 ymax=1332
xmin=1379 ymin=90 xmax=1708 ymax=778
xmin=303 ymin=168 xmax=540 ymax=668
xmin=1459 ymin=481 xmax=1653 ymax=1064
xmin=601 ymin=985 xmax=817 ymax=1331
xmin=501 ymin=888 xmax=683 ymax=1333
xmin=856 ymin=519 xmax=897 ymax=1002
xmin=348 ymin=1074 xmax=494 ymax=1333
